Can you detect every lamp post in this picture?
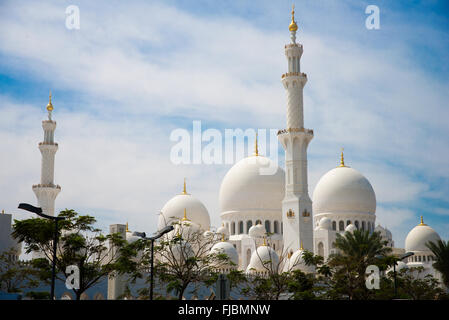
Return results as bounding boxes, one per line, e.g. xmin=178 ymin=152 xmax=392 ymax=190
xmin=376 ymin=251 xmax=414 ymax=298
xmin=140 ymin=225 xmax=174 ymax=300
xmin=18 ymin=203 xmax=65 ymax=300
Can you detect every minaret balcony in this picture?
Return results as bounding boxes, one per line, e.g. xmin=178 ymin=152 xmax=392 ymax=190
xmin=281 ymin=72 xmax=307 ymax=79
xmin=32 ymin=184 xmax=61 ymax=190
xmin=39 ymin=142 xmax=58 ymax=146
xmin=277 ymin=127 xmax=314 ymax=136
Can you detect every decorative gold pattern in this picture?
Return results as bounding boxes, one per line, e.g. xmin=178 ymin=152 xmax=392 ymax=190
xmin=302 ymin=209 xmax=310 ymax=217
xmin=287 ymin=209 xmax=295 ymax=218
xmin=289 ymin=4 xmax=298 ymax=32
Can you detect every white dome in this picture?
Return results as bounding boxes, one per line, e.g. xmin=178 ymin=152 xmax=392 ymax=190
xmin=219 ymin=156 xmax=285 ymax=214
xmin=210 ymin=241 xmax=239 ymax=267
xmin=318 ymin=217 xmax=332 ymax=230
xmin=203 ymin=230 xmax=214 ymax=238
xmin=405 ymin=219 xmax=441 ymax=252
xmin=126 ymin=231 xmax=142 ymax=244
xmin=158 ymin=193 xmax=210 ymax=231
xmin=248 ymin=223 xmax=266 ymax=238
xmin=246 ymin=245 xmax=279 ymax=273
xmin=216 ymin=225 xmax=229 ymax=237
xmin=288 ymin=249 xmax=315 ymax=273
xmin=345 ymin=224 xmax=356 ymax=233
xmin=313 ymin=166 xmax=376 ymax=215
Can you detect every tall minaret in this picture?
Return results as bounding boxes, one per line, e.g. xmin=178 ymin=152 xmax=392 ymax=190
xmin=279 ymin=6 xmax=314 ymax=252
xmin=32 ymin=92 xmax=61 ymax=216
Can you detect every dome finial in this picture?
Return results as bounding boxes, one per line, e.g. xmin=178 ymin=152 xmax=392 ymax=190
xmin=181 ymin=178 xmax=188 ymax=195
xmin=262 ymin=236 xmax=267 ymax=246
xmin=300 ymin=240 xmax=303 ymax=250
xmin=289 ymin=4 xmax=298 ymax=33
xmin=253 ymin=132 xmax=259 ymax=156
xmin=221 ymin=233 xmax=225 ymax=242
xmin=126 ymin=222 xmax=129 ymax=232
xmin=181 ymin=208 xmax=189 ymax=221
xmin=46 ymin=90 xmax=54 ymax=120
xmin=419 ymin=215 xmax=427 ymax=226
xmin=339 ymin=147 xmax=346 ymax=167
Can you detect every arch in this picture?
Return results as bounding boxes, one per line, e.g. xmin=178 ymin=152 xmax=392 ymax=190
xmin=231 ymin=222 xmax=236 ymax=235
xmin=367 ymin=222 xmax=371 ymax=233
xmin=354 ymin=221 xmax=359 ymax=230
xmin=246 ymin=220 xmax=253 ymax=233
xmin=362 ymin=221 xmax=366 ymax=231
xmin=274 ymin=221 xmax=279 ymax=234
xmin=318 ymin=242 xmax=324 ymax=257
xmin=238 ymin=221 xmax=244 ymax=234
xmin=265 ymin=220 xmax=271 ymax=233
xmin=332 ymin=221 xmax=337 ymax=231
xmin=281 ymin=222 xmax=283 ymax=234
xmin=339 ymin=221 xmax=344 ymax=231
xmin=255 ymin=219 xmax=262 ymax=225
xmin=346 ymin=220 xmax=351 ymax=226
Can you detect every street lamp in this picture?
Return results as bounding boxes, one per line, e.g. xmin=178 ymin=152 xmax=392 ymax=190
xmin=139 ymin=225 xmax=174 ymax=300
xmin=376 ymin=251 xmax=414 ymax=298
xmin=18 ymin=203 xmax=65 ymax=300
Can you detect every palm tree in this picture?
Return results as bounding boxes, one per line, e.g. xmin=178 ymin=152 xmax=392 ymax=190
xmin=426 ymin=240 xmax=449 ymax=289
xmin=328 ymin=229 xmax=392 ymax=299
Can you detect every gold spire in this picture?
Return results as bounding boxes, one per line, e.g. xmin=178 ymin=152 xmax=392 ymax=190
xmin=126 ymin=222 xmax=129 ymax=232
xmin=181 ymin=178 xmax=188 ymax=195
xmin=289 ymin=4 xmax=298 ymax=32
xmin=253 ymin=132 xmax=259 ymax=156
xmin=300 ymin=240 xmax=303 ymax=250
xmin=46 ymin=90 xmax=53 ymax=112
xmin=181 ymin=208 xmax=190 ymax=221
xmin=339 ymin=147 xmax=346 ymax=167
xmin=262 ymin=236 xmax=267 ymax=246
xmin=221 ymin=233 xmax=225 ymax=242
xmin=418 ymin=216 xmax=427 ymax=226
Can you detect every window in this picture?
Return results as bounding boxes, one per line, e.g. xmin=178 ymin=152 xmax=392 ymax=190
xmin=239 ymin=221 xmax=244 ymax=234
xmin=318 ymin=242 xmax=324 ymax=257
xmin=362 ymin=221 xmax=366 ymax=231
xmin=367 ymin=222 xmax=371 ymax=232
xmin=265 ymin=220 xmax=271 ymax=233
xmin=246 ymin=220 xmax=253 ymax=233
xmin=339 ymin=221 xmax=344 ymax=231
xmin=332 ymin=221 xmax=337 ymax=231
xmin=346 ymin=220 xmax=351 ymax=226
xmin=355 ymin=221 xmax=359 ymax=230
xmin=274 ymin=221 xmax=279 ymax=234
xmin=255 ymin=219 xmax=262 ymax=225
xmin=418 ymin=256 xmax=421 ymax=262
xmin=281 ymin=222 xmax=283 ymax=234
xmin=231 ymin=222 xmax=235 ymax=235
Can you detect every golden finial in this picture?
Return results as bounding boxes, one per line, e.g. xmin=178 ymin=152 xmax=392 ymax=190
xmin=46 ymin=90 xmax=53 ymax=112
xmin=289 ymin=4 xmax=298 ymax=32
xmin=126 ymin=222 xmax=129 ymax=232
xmin=419 ymin=216 xmax=427 ymax=226
xmin=1 ymin=209 xmax=4 ymax=214
xmin=181 ymin=208 xmax=189 ymax=221
xmin=253 ymin=132 xmax=259 ymax=156
xmin=221 ymin=233 xmax=225 ymax=242
xmin=262 ymin=236 xmax=267 ymax=246
xmin=181 ymin=178 xmax=188 ymax=195
xmin=339 ymin=147 xmax=346 ymax=167
xmin=300 ymin=240 xmax=304 ymax=250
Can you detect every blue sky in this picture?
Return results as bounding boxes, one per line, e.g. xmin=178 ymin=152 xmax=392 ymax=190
xmin=0 ymin=0 xmax=448 ymax=252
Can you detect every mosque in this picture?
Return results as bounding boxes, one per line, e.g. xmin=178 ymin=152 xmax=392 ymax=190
xmin=0 ymin=8 xmax=445 ymax=299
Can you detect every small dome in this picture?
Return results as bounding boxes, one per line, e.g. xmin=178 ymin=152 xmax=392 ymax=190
xmin=313 ymin=166 xmax=376 ymax=215
xmin=345 ymin=224 xmax=356 ymax=233
xmin=158 ymin=193 xmax=210 ymax=231
xmin=126 ymin=231 xmax=142 ymax=244
xmin=318 ymin=217 xmax=332 ymax=230
xmin=288 ymin=249 xmax=315 ymax=273
xmin=248 ymin=223 xmax=266 ymax=238
xmin=203 ymin=230 xmax=214 ymax=238
xmin=216 ymin=224 xmax=229 ymax=237
xmin=210 ymin=241 xmax=239 ymax=267
xmin=246 ymin=244 xmax=279 ymax=273
xmin=219 ymin=155 xmax=285 ymax=215
xmin=405 ymin=218 xmax=441 ymax=252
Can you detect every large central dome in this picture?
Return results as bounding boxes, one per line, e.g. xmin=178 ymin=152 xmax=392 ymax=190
xmin=219 ymin=155 xmax=285 ymax=214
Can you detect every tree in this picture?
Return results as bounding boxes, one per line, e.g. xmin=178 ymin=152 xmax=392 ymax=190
xmin=326 ymin=229 xmax=392 ymax=300
xmin=0 ymin=248 xmax=41 ymax=293
xmin=394 ymin=266 xmax=447 ymax=300
xmin=426 ymin=240 xmax=449 ymax=289
xmin=117 ymin=221 xmax=231 ymax=300
xmin=12 ymin=209 xmax=126 ymax=300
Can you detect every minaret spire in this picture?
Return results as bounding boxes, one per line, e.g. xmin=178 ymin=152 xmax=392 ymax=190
xmin=32 ymin=92 xmax=61 ymax=216
xmin=253 ymin=132 xmax=259 ymax=156
xmin=279 ymin=6 xmax=313 ymax=253
xmin=339 ymin=148 xmax=346 ymax=167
